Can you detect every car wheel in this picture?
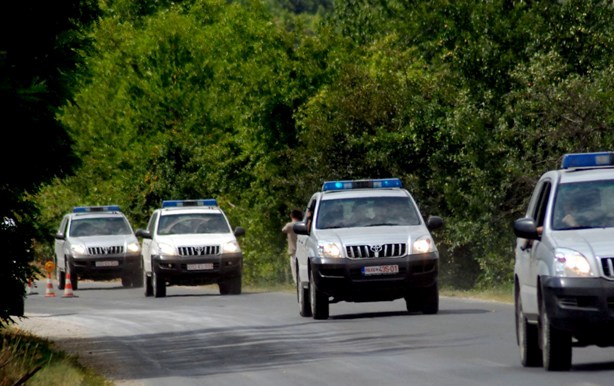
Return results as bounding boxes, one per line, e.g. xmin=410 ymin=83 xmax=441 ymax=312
xmin=152 ymin=270 xmax=166 ymax=298
xmin=310 ymin=270 xmax=328 ymax=320
xmin=540 ymin=296 xmax=572 ymax=371
xmin=121 ymin=276 xmax=133 ymax=288
xmin=421 ymin=282 xmax=439 ymax=315
xmin=515 ymin=288 xmax=541 ymax=367
xmin=131 ymin=268 xmax=144 ymax=288
xmin=144 ymin=271 xmax=153 ymax=297
xmin=219 ymin=274 xmax=242 ymax=295
xmin=57 ymin=264 xmax=66 ymax=290
xmin=298 ymin=279 xmax=312 ymax=317
xmin=68 ymin=263 xmax=78 ymax=291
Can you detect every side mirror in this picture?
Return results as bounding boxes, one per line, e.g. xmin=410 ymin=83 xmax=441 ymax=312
xmin=54 ymin=232 xmax=66 ymax=240
xmin=135 ymin=229 xmax=152 ymax=239
xmin=513 ymin=217 xmax=539 ymax=240
xmin=293 ymin=221 xmax=309 ymax=235
xmin=426 ymin=215 xmax=443 ymax=231
xmin=234 ymin=226 xmax=246 ymax=237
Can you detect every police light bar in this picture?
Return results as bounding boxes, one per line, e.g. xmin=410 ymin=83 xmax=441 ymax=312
xmin=162 ymin=199 xmax=218 ymax=208
xmin=322 ymin=178 xmax=402 ymax=191
xmin=73 ymin=205 xmax=121 ymax=213
xmin=561 ymin=152 xmax=614 ymax=169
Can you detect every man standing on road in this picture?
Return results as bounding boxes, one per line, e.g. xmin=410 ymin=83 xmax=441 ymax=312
xmin=282 ymin=208 xmax=303 ymax=284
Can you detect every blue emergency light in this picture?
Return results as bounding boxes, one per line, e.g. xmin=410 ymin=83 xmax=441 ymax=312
xmin=322 ymin=178 xmax=402 ymax=192
xmin=73 ymin=205 xmax=121 ymax=213
xmin=561 ymin=152 xmax=614 ymax=169
xmin=162 ymin=199 xmax=218 ymax=208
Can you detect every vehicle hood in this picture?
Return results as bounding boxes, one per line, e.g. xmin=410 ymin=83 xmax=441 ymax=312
xmin=156 ymin=233 xmax=235 ymax=246
xmin=550 ymin=228 xmax=614 ymax=257
xmin=314 ymin=225 xmax=429 ymax=245
xmin=73 ymin=235 xmax=138 ymax=246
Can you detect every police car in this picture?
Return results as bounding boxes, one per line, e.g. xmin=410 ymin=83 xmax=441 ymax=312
xmin=54 ymin=205 xmax=143 ymax=290
xmin=136 ymin=199 xmax=245 ymax=297
xmin=293 ymin=178 xmax=443 ymax=319
xmin=513 ymin=152 xmax=614 ymax=371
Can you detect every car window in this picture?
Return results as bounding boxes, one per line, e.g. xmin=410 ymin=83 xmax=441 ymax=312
xmin=552 ymin=180 xmax=614 ymax=230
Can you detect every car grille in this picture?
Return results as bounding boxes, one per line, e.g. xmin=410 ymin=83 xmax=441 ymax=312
xmin=600 ymin=256 xmax=614 ymax=279
xmin=178 ymin=245 xmax=220 ymax=256
xmin=346 ymin=243 xmax=407 ymax=259
xmin=88 ymin=245 xmax=123 ymax=255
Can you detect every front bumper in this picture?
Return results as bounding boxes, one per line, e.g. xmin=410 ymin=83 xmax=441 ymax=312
xmin=542 ymin=276 xmax=614 ymax=345
xmin=70 ymin=254 xmax=142 ymax=280
xmin=152 ymin=253 xmax=243 ymax=286
xmin=310 ymin=252 xmax=438 ymax=303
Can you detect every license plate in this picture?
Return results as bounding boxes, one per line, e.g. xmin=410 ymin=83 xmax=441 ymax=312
xmin=362 ymin=265 xmax=399 ymax=276
xmin=95 ymin=260 xmax=118 ymax=267
xmin=187 ymin=263 xmax=213 ymax=271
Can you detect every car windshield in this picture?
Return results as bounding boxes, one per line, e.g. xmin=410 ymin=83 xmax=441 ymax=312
xmin=157 ymin=213 xmax=230 ymax=235
xmin=70 ymin=217 xmax=132 ymax=236
xmin=552 ymin=180 xmax=614 ymax=230
xmin=316 ymin=196 xmax=421 ymax=229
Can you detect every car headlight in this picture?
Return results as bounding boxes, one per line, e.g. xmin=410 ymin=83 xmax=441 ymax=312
xmin=70 ymin=244 xmax=87 ymax=256
xmin=222 ymin=240 xmax=241 ymax=254
xmin=318 ymin=242 xmax=342 ymax=258
xmin=158 ymin=242 xmax=177 ymax=257
xmin=413 ymin=236 xmax=434 ymax=254
xmin=554 ymin=248 xmax=594 ymax=277
xmin=127 ymin=241 xmax=141 ymax=254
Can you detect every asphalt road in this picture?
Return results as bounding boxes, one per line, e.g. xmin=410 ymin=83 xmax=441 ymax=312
xmin=17 ymin=280 xmax=614 ymax=386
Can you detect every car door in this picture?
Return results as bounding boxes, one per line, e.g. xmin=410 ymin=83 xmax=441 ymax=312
xmin=54 ymin=215 xmax=69 ymax=272
xmin=295 ymin=195 xmax=317 ymax=285
xmin=517 ymin=178 xmax=552 ymax=315
xmin=141 ymin=211 xmax=159 ymax=273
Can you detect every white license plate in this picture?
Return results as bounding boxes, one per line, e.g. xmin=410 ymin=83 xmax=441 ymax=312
xmin=187 ymin=263 xmax=213 ymax=271
xmin=362 ymin=265 xmax=399 ymax=276
xmin=95 ymin=260 xmax=118 ymax=267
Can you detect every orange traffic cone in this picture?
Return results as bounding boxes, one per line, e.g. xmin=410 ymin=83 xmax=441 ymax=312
xmin=45 ymin=273 xmax=56 ymax=297
xmin=62 ymin=271 xmax=76 ymax=298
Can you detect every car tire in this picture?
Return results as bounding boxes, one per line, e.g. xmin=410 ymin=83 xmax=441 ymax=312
xmin=68 ymin=262 xmax=78 ymax=291
xmin=310 ymin=270 xmax=328 ymax=320
xmin=219 ymin=275 xmax=242 ymax=295
xmin=541 ymin=296 xmax=572 ymax=371
xmin=121 ymin=276 xmax=133 ymax=288
xmin=152 ymin=270 xmax=166 ymax=298
xmin=515 ymin=288 xmax=541 ymax=367
xmin=57 ymin=264 xmax=66 ymax=290
xmin=131 ymin=268 xmax=144 ymax=288
xmin=298 ymin=279 xmax=312 ymax=317
xmin=421 ymin=282 xmax=439 ymax=315
xmin=144 ymin=271 xmax=153 ymax=297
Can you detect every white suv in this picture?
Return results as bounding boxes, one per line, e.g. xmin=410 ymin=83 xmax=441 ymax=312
xmin=54 ymin=205 xmax=142 ymax=290
xmin=136 ymin=199 xmax=245 ymax=297
xmin=513 ymin=152 xmax=614 ymax=371
xmin=293 ymin=178 xmax=443 ymax=319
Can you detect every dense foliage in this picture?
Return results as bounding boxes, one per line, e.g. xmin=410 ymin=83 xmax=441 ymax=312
xmin=4 ymin=0 xmax=614 ymax=327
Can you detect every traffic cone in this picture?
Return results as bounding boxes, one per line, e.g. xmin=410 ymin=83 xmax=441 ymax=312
xmin=62 ymin=271 xmax=76 ymax=298
xmin=45 ymin=273 xmax=56 ymax=297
